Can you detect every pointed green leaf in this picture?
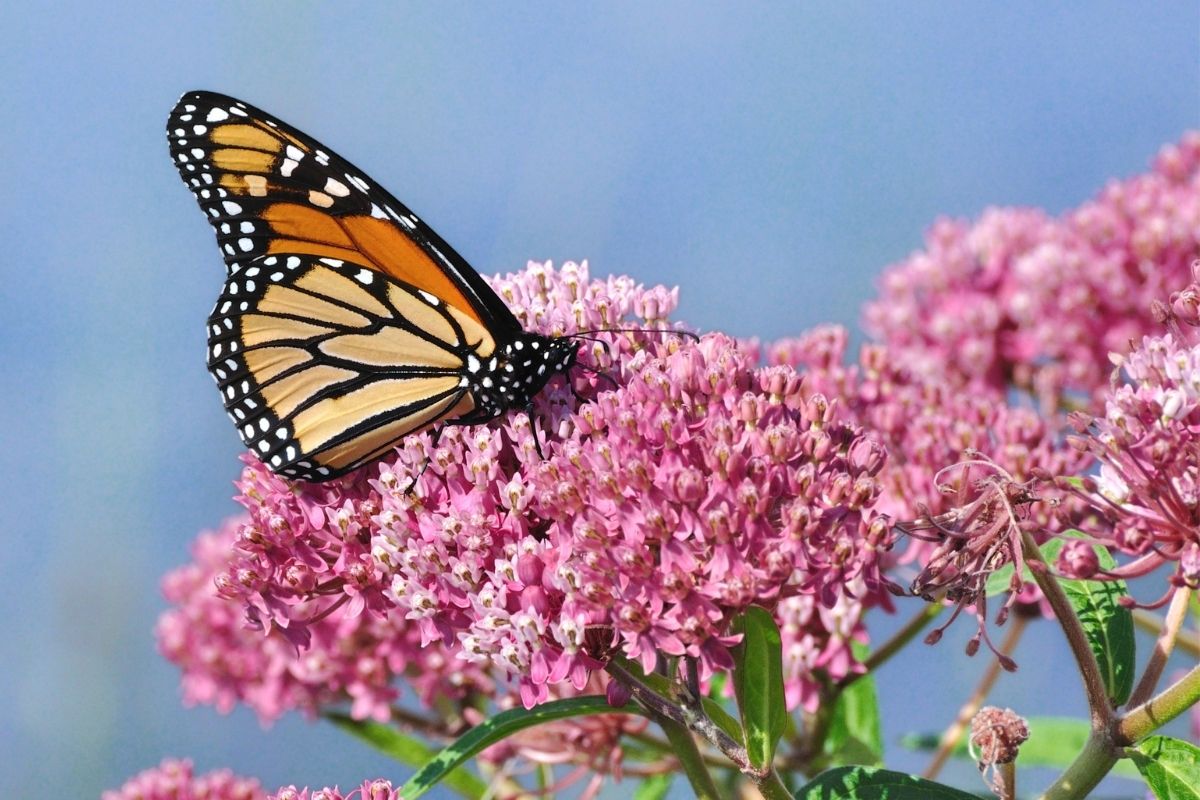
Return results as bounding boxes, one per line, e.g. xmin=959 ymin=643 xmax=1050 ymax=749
xmin=1129 ymin=736 xmax=1200 ymax=799
xmin=825 ymin=645 xmax=883 ymax=767
xmin=900 ymin=716 xmax=1142 ymax=779
xmin=325 ymin=713 xmax=487 ymax=799
xmin=796 ymin=766 xmax=979 ymax=799
xmin=395 ymin=696 xmax=646 ymax=799
xmin=731 ymin=605 xmax=787 ymax=770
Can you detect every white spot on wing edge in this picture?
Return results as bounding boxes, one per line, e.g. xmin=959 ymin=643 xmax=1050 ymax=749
xmin=206 ymin=107 xmax=230 ymax=122
xmin=355 ymin=269 xmax=374 ymax=284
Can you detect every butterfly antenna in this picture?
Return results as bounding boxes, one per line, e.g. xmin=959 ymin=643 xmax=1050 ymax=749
xmin=571 ymin=326 xmax=700 ymax=343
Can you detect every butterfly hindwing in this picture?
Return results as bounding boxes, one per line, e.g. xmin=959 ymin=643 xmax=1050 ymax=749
xmin=206 ymin=252 xmax=494 ymax=481
xmin=167 ymin=90 xmax=522 ymax=339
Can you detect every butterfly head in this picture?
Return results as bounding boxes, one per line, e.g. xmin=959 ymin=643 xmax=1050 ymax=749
xmin=468 ymin=333 xmax=580 ymax=420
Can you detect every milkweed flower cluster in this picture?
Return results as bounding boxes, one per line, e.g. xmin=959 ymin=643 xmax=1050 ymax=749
xmin=768 ymin=325 xmax=1093 ymax=658
xmin=157 ymin=515 xmax=495 ymax=723
xmin=768 ymin=325 xmax=1088 ymax=546
xmin=269 ymin=781 xmax=403 ymax=800
xmin=102 ymin=759 xmax=264 ymax=800
xmin=1068 ymin=332 xmax=1200 ymax=600
xmin=157 ymin=261 xmax=893 ymax=731
xmin=864 ymin=132 xmax=1200 ymax=411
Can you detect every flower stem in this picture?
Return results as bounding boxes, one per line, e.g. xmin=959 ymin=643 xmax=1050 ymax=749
xmin=1131 ymin=608 xmax=1199 ymax=656
xmin=1038 ymin=728 xmax=1116 ymax=800
xmin=656 ymin=711 xmax=724 ymax=800
xmin=1021 ymin=529 xmax=1114 ymax=730
xmin=605 ymin=658 xmax=748 ymax=769
xmin=1118 ymin=659 xmax=1200 ymax=744
xmin=841 ymin=598 xmax=945 ymax=688
xmin=1127 ymin=587 xmax=1192 ymax=708
xmin=997 ymin=761 xmax=1016 ymax=800
xmin=755 ymin=767 xmax=796 ymax=800
xmin=923 ymin=615 xmax=1028 ymax=780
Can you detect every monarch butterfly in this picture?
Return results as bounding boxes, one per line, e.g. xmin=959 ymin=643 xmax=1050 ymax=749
xmin=167 ymin=91 xmax=579 ymax=482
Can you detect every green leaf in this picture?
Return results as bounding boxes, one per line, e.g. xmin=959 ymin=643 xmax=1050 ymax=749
xmin=633 ymin=773 xmax=674 ymax=800
xmin=900 ymin=716 xmax=1142 ymax=779
xmin=796 ymin=766 xmax=980 ymax=799
xmin=325 ymin=713 xmax=487 ymax=799
xmin=1130 ymin=736 xmax=1200 ymax=799
xmin=1040 ymin=535 xmax=1135 ymax=706
xmin=397 ymin=696 xmax=646 ymax=799
xmin=731 ymin=605 xmax=788 ymax=770
xmin=825 ymin=646 xmax=883 ymax=767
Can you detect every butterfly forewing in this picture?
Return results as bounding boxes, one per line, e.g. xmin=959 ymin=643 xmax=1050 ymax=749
xmin=206 ymin=253 xmax=489 ymax=481
xmin=167 ymin=91 xmax=522 ymax=338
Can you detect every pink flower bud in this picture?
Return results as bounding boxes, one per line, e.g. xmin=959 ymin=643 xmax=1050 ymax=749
xmin=1056 ymin=539 xmax=1100 ymax=579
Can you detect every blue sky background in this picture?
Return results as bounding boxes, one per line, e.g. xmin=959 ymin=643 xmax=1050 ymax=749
xmin=1 ymin=3 xmax=1197 ymax=798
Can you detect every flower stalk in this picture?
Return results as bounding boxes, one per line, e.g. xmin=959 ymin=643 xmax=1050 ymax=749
xmin=1020 ymin=529 xmax=1114 ymax=731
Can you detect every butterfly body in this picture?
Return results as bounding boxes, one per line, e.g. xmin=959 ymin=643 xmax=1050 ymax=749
xmin=169 ymin=91 xmax=579 ymax=481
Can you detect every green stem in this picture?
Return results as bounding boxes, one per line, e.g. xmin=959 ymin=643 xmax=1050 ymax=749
xmin=1127 ymin=587 xmax=1192 ymax=708
xmin=1118 ymin=660 xmax=1200 ymax=744
xmin=755 ymin=767 xmax=796 ymax=800
xmin=1038 ymin=728 xmax=1117 ymax=800
xmin=1021 ymin=529 xmax=1114 ymax=730
xmin=657 ymin=712 xmax=723 ymax=800
xmin=1131 ymin=609 xmax=1199 ymax=657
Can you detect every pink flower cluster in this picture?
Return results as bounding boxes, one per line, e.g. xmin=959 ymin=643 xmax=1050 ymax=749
xmin=158 ymin=514 xmax=493 ymax=724
xmin=864 ymin=132 xmax=1200 ymax=412
xmin=768 ymin=326 xmax=1087 ymax=545
xmin=1069 ymin=333 xmax=1200 ymax=598
xmin=101 ymin=760 xmax=404 ymax=800
xmin=102 ymin=759 xmax=263 ymax=800
xmin=269 ymin=781 xmax=403 ymax=800
xmin=158 ymin=261 xmax=893 ymax=727
xmin=393 ymin=329 xmax=890 ymax=707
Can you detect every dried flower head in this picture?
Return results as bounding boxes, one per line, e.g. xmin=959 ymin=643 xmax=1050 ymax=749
xmin=897 ymin=453 xmax=1050 ymax=670
xmin=970 ymin=706 xmax=1030 ymax=796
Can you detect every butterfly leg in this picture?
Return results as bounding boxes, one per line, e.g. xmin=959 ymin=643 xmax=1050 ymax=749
xmin=526 ymin=402 xmax=546 ymax=459
xmin=401 ymin=427 xmax=443 ymax=496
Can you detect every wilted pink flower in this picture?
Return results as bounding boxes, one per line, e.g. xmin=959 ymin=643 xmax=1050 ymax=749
xmin=864 ymin=132 xmax=1200 ymax=412
xmin=103 ymin=759 xmax=263 ymax=800
xmin=1068 ymin=333 xmax=1200 ymax=603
